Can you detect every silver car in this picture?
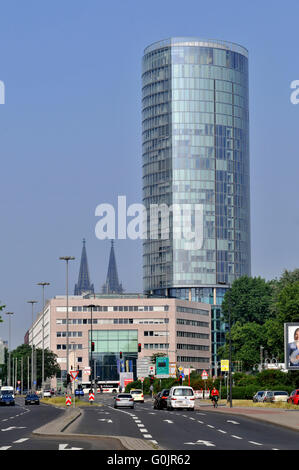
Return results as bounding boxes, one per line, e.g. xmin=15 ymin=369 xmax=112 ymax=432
xmin=113 ymin=393 xmax=134 ymax=409
xmin=253 ymin=391 xmax=265 ymax=403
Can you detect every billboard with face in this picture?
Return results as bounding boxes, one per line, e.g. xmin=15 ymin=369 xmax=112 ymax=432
xmin=284 ymin=323 xmax=299 ymax=370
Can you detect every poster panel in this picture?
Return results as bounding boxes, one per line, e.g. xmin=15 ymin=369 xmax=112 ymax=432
xmin=284 ymin=323 xmax=299 ymax=370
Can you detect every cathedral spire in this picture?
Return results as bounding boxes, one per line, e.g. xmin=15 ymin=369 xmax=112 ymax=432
xmin=74 ymin=239 xmax=94 ymax=295
xmin=102 ymin=241 xmax=123 ymax=294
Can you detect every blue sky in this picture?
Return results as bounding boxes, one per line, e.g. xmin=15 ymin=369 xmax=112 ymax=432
xmin=0 ymin=0 xmax=298 ymax=347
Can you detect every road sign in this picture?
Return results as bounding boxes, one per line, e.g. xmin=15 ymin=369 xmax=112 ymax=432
xmin=65 ymin=395 xmax=72 ymax=406
xmin=156 ymin=356 xmax=169 ymax=377
xmin=221 ymin=360 xmax=229 ymax=372
xmin=70 ymin=370 xmax=79 ymax=380
xmin=83 ymin=367 xmax=91 ymax=375
xmin=89 ymin=392 xmax=95 ymax=402
xmin=178 ymin=366 xmax=183 ymax=372
xmin=201 ymin=370 xmax=208 ymax=380
xmin=139 ymin=377 xmax=144 ymax=382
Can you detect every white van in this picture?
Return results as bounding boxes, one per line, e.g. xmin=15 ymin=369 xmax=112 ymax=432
xmin=0 ymin=386 xmax=14 ymax=398
xmin=166 ymin=386 xmax=195 ymax=410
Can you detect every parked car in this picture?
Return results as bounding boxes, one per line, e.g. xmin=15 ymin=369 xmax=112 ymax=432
xmin=288 ymin=389 xmax=299 ymax=405
xmin=166 ymin=386 xmax=195 ymax=411
xmin=0 ymin=393 xmax=15 ymax=406
xmin=253 ymin=391 xmax=265 ymax=403
xmin=113 ymin=393 xmax=134 ymax=409
xmin=25 ymin=393 xmax=40 ymax=405
xmin=130 ymin=389 xmax=144 ymax=403
xmin=154 ymin=389 xmax=170 ymax=409
xmin=75 ymin=389 xmax=84 ymax=397
xmin=43 ymin=390 xmax=52 ymax=398
xmin=271 ymin=391 xmax=289 ymax=402
xmin=261 ymin=390 xmax=274 ymax=403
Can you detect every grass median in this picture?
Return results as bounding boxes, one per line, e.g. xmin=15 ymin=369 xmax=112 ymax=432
xmin=40 ymin=396 xmax=103 ymax=407
xmin=199 ymin=399 xmax=299 ymax=410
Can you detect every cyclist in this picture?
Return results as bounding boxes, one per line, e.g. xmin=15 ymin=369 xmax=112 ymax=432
xmin=211 ymin=386 xmax=219 ymax=408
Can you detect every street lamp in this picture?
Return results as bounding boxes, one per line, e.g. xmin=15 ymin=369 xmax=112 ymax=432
xmin=37 ymin=282 xmax=50 ymax=395
xmin=59 ymin=256 xmax=75 ymax=393
xmin=27 ymin=300 xmax=38 ymax=392
xmin=5 ymin=312 xmax=14 ymax=387
xmin=218 ymin=281 xmax=232 ymax=408
xmin=87 ymin=305 xmax=96 ymax=393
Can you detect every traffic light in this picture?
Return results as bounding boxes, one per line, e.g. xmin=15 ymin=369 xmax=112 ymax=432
xmin=149 ymin=376 xmax=154 ymax=384
xmin=91 ymin=341 xmax=95 ymax=352
xmin=138 ymin=343 xmax=141 ymax=353
xmin=120 ymin=351 xmax=122 ymax=359
xmin=179 ymin=375 xmax=183 ymax=385
xmin=67 ymin=373 xmax=71 ymax=385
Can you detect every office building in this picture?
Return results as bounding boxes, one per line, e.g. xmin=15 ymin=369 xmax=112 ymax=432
xmin=142 ymin=38 xmax=251 ymax=368
xmin=27 ymin=294 xmax=211 ymax=389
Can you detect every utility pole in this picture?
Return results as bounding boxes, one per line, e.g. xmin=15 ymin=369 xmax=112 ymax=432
xmin=27 ymin=300 xmax=37 ymax=391
xmin=37 ymin=282 xmax=50 ymax=396
xmin=59 ymin=257 xmax=75 ymax=394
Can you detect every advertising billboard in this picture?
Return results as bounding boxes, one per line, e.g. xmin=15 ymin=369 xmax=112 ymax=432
xmin=284 ymin=323 xmax=299 ymax=370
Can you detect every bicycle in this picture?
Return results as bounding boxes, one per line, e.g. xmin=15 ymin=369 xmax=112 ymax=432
xmin=211 ymin=396 xmax=218 ymax=408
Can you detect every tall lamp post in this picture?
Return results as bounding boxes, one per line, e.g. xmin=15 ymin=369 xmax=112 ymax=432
xmin=37 ymin=282 xmax=50 ymax=395
xmin=87 ymin=305 xmax=96 ymax=393
xmin=59 ymin=256 xmax=75 ymax=393
xmin=27 ymin=300 xmax=38 ymax=391
xmin=219 ymin=281 xmax=232 ymax=408
xmin=5 ymin=312 xmax=14 ymax=387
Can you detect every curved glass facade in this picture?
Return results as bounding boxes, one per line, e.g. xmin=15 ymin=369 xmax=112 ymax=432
xmin=142 ymin=38 xmax=251 ymax=294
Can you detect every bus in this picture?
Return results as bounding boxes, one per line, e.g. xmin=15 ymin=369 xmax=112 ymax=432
xmin=81 ymin=381 xmax=120 ymax=394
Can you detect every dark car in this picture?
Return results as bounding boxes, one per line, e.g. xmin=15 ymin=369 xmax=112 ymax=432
xmin=153 ymin=389 xmax=170 ymax=409
xmin=75 ymin=389 xmax=84 ymax=397
xmin=0 ymin=393 xmax=15 ymax=406
xmin=25 ymin=393 xmax=40 ymax=405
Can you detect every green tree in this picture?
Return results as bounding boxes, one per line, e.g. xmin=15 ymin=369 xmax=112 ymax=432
xmin=219 ymin=321 xmax=266 ymax=371
xmin=0 ymin=302 xmax=5 ymax=323
xmin=221 ymin=276 xmax=272 ymax=325
xmin=9 ymin=345 xmax=60 ymax=388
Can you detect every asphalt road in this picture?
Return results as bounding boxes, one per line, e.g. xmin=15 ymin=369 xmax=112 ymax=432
xmin=69 ymin=395 xmax=299 ymax=450
xmin=0 ymin=396 xmax=122 ymax=450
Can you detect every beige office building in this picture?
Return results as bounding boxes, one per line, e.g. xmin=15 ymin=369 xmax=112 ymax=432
xmin=28 ymin=294 xmax=211 ymax=389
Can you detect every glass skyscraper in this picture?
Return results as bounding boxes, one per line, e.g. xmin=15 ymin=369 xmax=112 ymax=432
xmin=142 ymin=37 xmax=251 ymax=304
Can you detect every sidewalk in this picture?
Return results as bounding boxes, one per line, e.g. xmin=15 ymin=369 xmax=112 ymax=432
xmin=195 ymin=402 xmax=299 ymax=433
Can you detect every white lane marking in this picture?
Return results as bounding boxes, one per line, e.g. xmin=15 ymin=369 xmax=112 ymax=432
xmin=184 ymin=440 xmax=215 ymax=447
xmin=59 ymin=444 xmax=82 ymax=451
xmin=189 ymin=417 xmax=195 ymax=420
xmin=137 ymin=424 xmax=144 ymax=427
xmin=197 ymin=420 xmax=204 ymax=424
xmin=231 ymin=435 xmax=242 ymax=440
xmin=163 ymin=420 xmax=173 ymax=424
xmin=227 ymin=420 xmax=240 ymax=425
xmin=150 ymin=440 xmax=158 ymax=444
xmin=13 ymin=438 xmax=29 ymax=444
xmin=98 ymin=419 xmax=113 ymax=423
xmin=207 ymin=424 xmax=215 ymax=428
xmin=0 ymin=446 xmax=11 ymax=450
xmin=143 ymin=434 xmax=152 ymax=438
xmin=249 ymin=441 xmax=263 ymax=446
xmin=218 ymin=429 xmax=227 ymax=434
xmin=140 ymin=428 xmax=149 ymax=433
xmin=1 ymin=426 xmax=26 ymax=432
